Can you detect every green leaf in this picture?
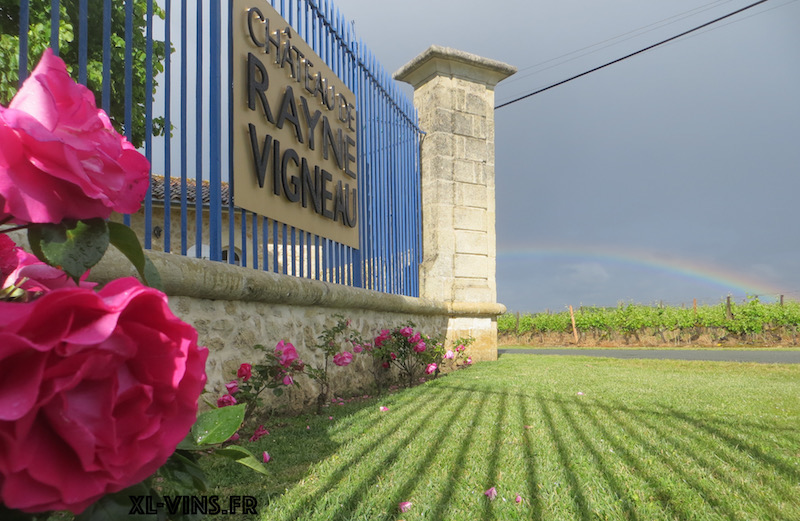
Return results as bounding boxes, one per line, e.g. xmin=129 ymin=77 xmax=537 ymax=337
xmin=28 ymin=219 xmax=109 ymax=280
xmin=108 ymin=221 xmax=163 ymax=290
xmin=74 ymin=481 xmax=156 ymax=521
xmin=190 ymin=405 xmax=245 ymax=446
xmin=0 ymin=504 xmax=36 ymax=521
xmin=214 ymin=445 xmax=270 ymax=476
xmin=157 ymin=451 xmax=208 ymax=493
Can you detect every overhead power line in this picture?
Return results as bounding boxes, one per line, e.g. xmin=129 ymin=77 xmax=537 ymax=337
xmin=503 ymin=0 xmax=737 ymax=87
xmin=495 ymin=0 xmax=770 ymax=110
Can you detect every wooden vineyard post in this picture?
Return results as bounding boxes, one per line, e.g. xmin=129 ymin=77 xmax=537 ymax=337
xmin=569 ymin=305 xmax=579 ymax=343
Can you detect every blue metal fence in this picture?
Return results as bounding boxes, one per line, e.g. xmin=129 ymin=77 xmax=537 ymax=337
xmin=11 ymin=0 xmax=423 ymax=297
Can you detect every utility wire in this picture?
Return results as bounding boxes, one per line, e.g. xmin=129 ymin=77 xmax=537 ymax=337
xmin=495 ymin=0 xmax=770 ymax=110
xmin=503 ymin=0 xmax=736 ymax=86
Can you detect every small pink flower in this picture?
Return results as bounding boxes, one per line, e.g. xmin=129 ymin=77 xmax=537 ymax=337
xmin=485 ymin=487 xmax=497 ymax=500
xmin=465 ymin=357 xmax=473 ymax=365
xmin=275 ymin=340 xmax=299 ymax=368
xmin=328 ymin=416 xmax=334 ymax=420
xmin=410 ymin=332 xmax=421 ymax=343
xmin=444 ymin=350 xmax=455 ymax=360
xmin=413 ymin=341 xmax=426 ymax=353
xmin=379 ymin=406 xmax=389 ymax=412
xmin=353 ymin=344 xmax=364 ymax=354
xmin=390 ymin=352 xmax=397 ymax=360
xmin=249 ymin=425 xmax=269 ymax=442
xmin=237 ymin=363 xmax=252 ymax=381
xmin=577 ymin=391 xmax=584 ymax=396
xmin=228 ymin=432 xmax=240 ymax=442
xmin=382 ymin=361 xmax=390 ymax=369
xmin=515 ymin=494 xmax=522 ymax=504
xmin=374 ymin=330 xmax=390 ymax=347
xmin=333 ymin=351 xmax=353 ymax=366
xmin=283 ymin=374 xmax=294 ymax=386
xmin=398 ymin=501 xmax=412 ymax=512
xmin=262 ymin=452 xmax=270 ymax=463
xmin=425 ymin=363 xmax=437 ymax=375
xmin=225 ymin=380 xmax=239 ymax=394
xmin=217 ymin=394 xmax=237 ymax=408
xmin=457 ymin=344 xmax=466 ymax=352
xmin=399 ymin=326 xmax=414 ymax=338
xmin=306 ymin=425 xmax=310 ymax=430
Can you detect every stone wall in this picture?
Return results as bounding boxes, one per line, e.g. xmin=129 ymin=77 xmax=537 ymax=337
xmin=88 ymin=248 xmax=500 ymax=412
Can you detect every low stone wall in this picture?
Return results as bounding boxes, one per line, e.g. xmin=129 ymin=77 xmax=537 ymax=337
xmin=88 ymin=249 xmax=504 ymax=412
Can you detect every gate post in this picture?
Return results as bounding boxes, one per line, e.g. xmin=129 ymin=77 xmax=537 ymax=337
xmin=396 ymin=46 xmax=516 ymax=360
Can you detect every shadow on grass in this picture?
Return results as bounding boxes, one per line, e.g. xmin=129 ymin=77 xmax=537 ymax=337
xmin=428 ymin=391 xmax=489 ymax=521
xmin=480 ymin=390 xmax=507 ymax=521
xmin=437 ymin=381 xmax=800 ymax=520
xmin=517 ymin=395 xmax=543 ymax=521
xmin=273 ymin=388 xmax=454 ymax=521
xmin=538 ymin=395 xmax=593 ymax=521
xmin=554 ymin=397 xmax=640 ymax=521
xmin=326 ymin=388 xmax=476 ymax=521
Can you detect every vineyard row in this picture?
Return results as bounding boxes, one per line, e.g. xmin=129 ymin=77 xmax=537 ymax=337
xmin=499 ymin=299 xmax=800 ymax=339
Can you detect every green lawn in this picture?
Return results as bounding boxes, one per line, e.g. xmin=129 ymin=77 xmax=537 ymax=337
xmin=201 ymin=355 xmax=800 ymax=520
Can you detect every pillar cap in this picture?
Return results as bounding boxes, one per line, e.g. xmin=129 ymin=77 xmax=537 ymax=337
xmin=394 ymin=45 xmax=516 ymax=90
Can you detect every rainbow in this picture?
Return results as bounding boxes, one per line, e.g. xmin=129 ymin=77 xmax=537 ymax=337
xmin=497 ymin=243 xmax=786 ymax=300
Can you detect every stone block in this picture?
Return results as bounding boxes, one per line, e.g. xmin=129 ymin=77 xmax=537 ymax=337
xmin=455 ymin=183 xmax=488 ymax=209
xmin=453 ymin=207 xmax=487 ymax=232
xmin=454 ymin=253 xmax=488 ymax=278
xmin=455 ymin=230 xmax=488 ymax=255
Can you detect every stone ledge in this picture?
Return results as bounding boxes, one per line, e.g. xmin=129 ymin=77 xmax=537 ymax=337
xmin=89 ymin=249 xmax=506 ymax=318
xmin=394 ymin=45 xmax=517 ymax=90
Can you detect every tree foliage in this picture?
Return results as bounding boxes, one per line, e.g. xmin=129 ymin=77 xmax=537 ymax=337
xmin=0 ymin=0 xmax=168 ymax=147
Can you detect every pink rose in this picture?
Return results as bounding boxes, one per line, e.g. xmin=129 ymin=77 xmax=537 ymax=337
xmin=0 ymin=277 xmax=207 ymax=514
xmin=237 ymin=363 xmax=252 ymax=381
xmin=381 ymin=361 xmax=390 ymax=369
xmin=282 ymin=374 xmax=294 ymax=386
xmin=413 ymin=341 xmax=426 ymax=353
xmin=333 ymin=351 xmax=353 ymax=367
xmin=410 ymin=332 xmax=421 ymax=344
xmin=425 ymin=363 xmax=437 ymax=375
xmin=249 ymin=425 xmax=269 ymax=442
xmin=390 ymin=352 xmax=397 ymax=360
xmin=0 ymin=49 xmax=149 ymax=224
xmin=225 ymin=380 xmax=239 ymax=395
xmin=1 ymin=235 xmax=95 ymax=296
xmin=217 ymin=394 xmax=237 ymax=408
xmin=465 ymin=357 xmax=473 ymax=365
xmin=444 ymin=349 xmax=455 ymax=360
xmin=374 ymin=329 xmax=390 ymax=347
xmin=399 ymin=326 xmax=414 ymax=338
xmin=352 ymin=344 xmax=363 ymax=354
xmin=275 ymin=340 xmax=298 ymax=368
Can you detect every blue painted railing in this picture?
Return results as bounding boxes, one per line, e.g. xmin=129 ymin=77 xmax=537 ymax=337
xmin=12 ymin=0 xmax=423 ymax=297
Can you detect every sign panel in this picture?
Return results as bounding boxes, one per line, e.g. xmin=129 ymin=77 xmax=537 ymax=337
xmin=232 ymin=0 xmax=359 ymax=248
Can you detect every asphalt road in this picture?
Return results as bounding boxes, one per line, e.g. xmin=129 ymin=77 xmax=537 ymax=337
xmin=498 ymin=348 xmax=800 ymax=364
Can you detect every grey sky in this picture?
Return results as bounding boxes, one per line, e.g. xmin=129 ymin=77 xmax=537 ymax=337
xmin=332 ymin=0 xmax=800 ymax=312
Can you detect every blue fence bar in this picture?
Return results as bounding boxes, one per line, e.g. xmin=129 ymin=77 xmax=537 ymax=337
xmin=8 ymin=0 xmax=423 ymax=298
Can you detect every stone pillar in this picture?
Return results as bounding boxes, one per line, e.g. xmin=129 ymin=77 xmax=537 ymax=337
xmin=395 ymin=46 xmax=516 ymax=360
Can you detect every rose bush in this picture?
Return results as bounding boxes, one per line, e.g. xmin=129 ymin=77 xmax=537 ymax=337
xmin=0 ymin=48 xmax=149 ymax=225
xmin=0 ymin=277 xmax=208 ymax=514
